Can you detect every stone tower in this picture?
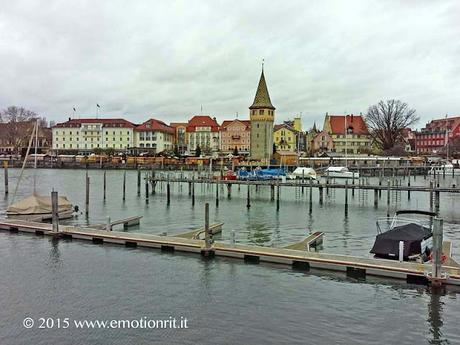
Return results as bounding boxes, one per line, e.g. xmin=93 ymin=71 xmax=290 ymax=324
xmin=249 ymin=68 xmax=275 ymax=162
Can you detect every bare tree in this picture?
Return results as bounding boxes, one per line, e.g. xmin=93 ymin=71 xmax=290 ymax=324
xmin=0 ymin=106 xmax=40 ymax=153
xmin=366 ymin=100 xmax=419 ymax=150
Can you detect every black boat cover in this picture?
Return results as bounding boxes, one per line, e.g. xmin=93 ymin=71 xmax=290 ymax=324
xmin=370 ymin=223 xmax=432 ymax=258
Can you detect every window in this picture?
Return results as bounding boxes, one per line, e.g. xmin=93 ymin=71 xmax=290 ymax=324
xmin=259 ymin=110 xmax=264 ymax=115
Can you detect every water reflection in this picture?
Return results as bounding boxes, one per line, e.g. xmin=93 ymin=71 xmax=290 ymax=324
xmin=427 ymin=287 xmax=446 ymax=345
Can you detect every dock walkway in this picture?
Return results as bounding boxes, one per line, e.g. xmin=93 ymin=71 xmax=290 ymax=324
xmin=1 ymin=219 xmax=459 ymax=287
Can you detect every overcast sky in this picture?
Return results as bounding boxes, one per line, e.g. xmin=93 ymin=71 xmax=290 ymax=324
xmin=0 ymin=0 xmax=459 ymax=129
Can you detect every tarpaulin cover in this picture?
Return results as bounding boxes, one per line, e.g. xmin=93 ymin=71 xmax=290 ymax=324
xmin=370 ymin=223 xmax=432 ymax=258
xmin=6 ymin=194 xmax=73 ymax=215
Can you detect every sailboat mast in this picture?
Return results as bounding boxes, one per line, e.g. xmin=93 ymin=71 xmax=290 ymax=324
xmin=445 ymin=114 xmax=449 ymax=162
xmin=33 ymin=120 xmax=38 ymax=193
xmin=344 ymin=115 xmax=348 ymax=167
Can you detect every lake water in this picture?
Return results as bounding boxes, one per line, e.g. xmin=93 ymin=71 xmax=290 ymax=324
xmin=1 ymin=168 xmax=460 ymax=344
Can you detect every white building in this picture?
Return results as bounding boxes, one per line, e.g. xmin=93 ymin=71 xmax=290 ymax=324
xmin=186 ymin=115 xmax=220 ymax=154
xmin=133 ymin=118 xmax=175 ymax=153
xmin=52 ymin=118 xmax=135 ymax=152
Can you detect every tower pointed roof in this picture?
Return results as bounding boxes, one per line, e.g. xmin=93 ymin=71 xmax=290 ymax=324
xmin=249 ymin=70 xmax=275 ymax=110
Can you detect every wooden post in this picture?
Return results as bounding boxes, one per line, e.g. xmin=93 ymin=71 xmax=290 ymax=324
xmin=122 ymin=171 xmax=126 ymax=201
xmin=276 ymin=182 xmax=280 ymax=211
xmin=215 ymin=181 xmax=219 ymax=207
xmin=167 ymin=179 xmax=171 ymax=206
xmin=309 ymin=177 xmax=313 ymax=212
xmin=51 ymin=190 xmax=59 ymax=232
xmin=270 ymin=183 xmax=275 ymax=201
xmin=204 ymin=203 xmax=210 ymax=249
xmin=344 ymin=180 xmax=348 ymax=215
xmin=103 ymin=170 xmax=106 ymax=201
xmin=188 ymin=181 xmax=191 ymax=195
xmin=431 ymin=217 xmax=444 ymax=286
xmin=192 ymin=176 xmax=195 ymax=206
xmin=137 ymin=168 xmax=141 ymax=196
xmin=435 ymin=190 xmax=440 ymax=213
xmin=145 ymin=174 xmax=149 ymax=204
xmin=227 ymin=183 xmax=231 ymax=199
xmin=319 ymin=186 xmax=323 ymax=205
xmin=3 ymin=162 xmax=8 ymax=195
xmin=85 ymin=173 xmax=90 ymax=217
xmin=407 ymin=177 xmax=411 ymax=200
xmin=429 ymin=180 xmax=434 ymax=211
xmin=386 ymin=179 xmax=390 ymax=217
xmin=351 ymin=176 xmax=355 ymax=197
xmin=301 ymin=170 xmax=305 ymax=195
xmin=246 ymin=182 xmax=251 ymax=208
xmin=374 ymin=189 xmax=378 ymax=208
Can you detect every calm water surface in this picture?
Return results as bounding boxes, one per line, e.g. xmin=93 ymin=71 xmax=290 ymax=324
xmin=1 ymin=168 xmax=460 ymax=344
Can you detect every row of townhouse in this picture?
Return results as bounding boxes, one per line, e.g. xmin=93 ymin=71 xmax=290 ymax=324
xmin=271 ymin=113 xmax=372 ymax=155
xmin=414 ymin=116 xmax=460 ymax=154
xmin=51 ymin=113 xmax=373 ymax=156
xmin=51 ymin=116 xmax=252 ymax=155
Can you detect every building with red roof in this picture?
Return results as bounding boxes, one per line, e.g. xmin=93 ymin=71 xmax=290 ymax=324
xmin=220 ymin=119 xmax=251 ymax=155
xmin=186 ymin=115 xmax=220 ymax=154
xmin=134 ymin=118 xmax=175 ymax=153
xmin=323 ymin=113 xmax=371 ymax=154
xmin=415 ymin=116 xmax=460 ymax=154
xmin=52 ymin=118 xmax=135 ymax=152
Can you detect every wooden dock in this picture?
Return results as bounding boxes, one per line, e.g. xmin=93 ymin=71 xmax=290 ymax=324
xmin=149 ymin=176 xmax=460 ymax=193
xmin=1 ymin=218 xmax=459 ymax=287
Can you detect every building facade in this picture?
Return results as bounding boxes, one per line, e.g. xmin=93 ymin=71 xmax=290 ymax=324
xmin=52 ymin=118 xmax=135 ymax=153
xmin=0 ymin=120 xmax=51 ymax=155
xmin=250 ymin=69 xmax=275 ymax=162
xmin=170 ymin=122 xmax=188 ymax=155
xmin=133 ymin=118 xmax=174 ymax=153
xmin=186 ymin=115 xmax=220 ymax=154
xmin=220 ymin=119 xmax=251 ymax=155
xmin=273 ymin=124 xmax=298 ymax=151
xmin=415 ymin=116 xmax=460 ymax=154
xmin=323 ymin=113 xmax=371 ymax=154
xmin=310 ymin=130 xmax=334 ymax=154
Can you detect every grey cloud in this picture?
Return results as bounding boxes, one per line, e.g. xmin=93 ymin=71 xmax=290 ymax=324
xmin=0 ymin=0 xmax=459 ymax=129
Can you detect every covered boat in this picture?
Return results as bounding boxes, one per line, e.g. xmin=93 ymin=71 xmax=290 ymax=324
xmin=325 ymin=166 xmax=359 ymax=179
xmin=370 ymin=210 xmax=435 ymax=261
xmin=288 ymin=167 xmax=317 ymax=180
xmin=6 ymin=193 xmax=77 ymax=221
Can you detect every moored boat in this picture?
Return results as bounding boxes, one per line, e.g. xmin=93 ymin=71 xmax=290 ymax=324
xmin=287 ymin=167 xmax=317 ymax=180
xmin=6 ymin=193 xmax=78 ymax=221
xmin=370 ymin=210 xmax=435 ymax=262
xmin=324 ymin=166 xmax=359 ymax=179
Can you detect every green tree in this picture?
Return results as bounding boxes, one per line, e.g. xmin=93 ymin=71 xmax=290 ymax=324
xmin=195 ymin=145 xmax=201 ymax=157
xmin=93 ymin=147 xmax=103 ymax=155
xmin=104 ymin=148 xmax=115 ymax=156
xmin=173 ymin=144 xmax=180 ymax=157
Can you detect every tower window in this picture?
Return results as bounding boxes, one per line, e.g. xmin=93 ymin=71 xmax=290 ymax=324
xmin=259 ymin=110 xmax=264 ymax=115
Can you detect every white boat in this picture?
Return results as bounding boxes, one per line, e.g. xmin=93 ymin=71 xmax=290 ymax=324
xmin=287 ymin=167 xmax=317 ymax=180
xmin=324 ymin=166 xmax=360 ymax=179
xmin=428 ymin=163 xmax=460 ymax=176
